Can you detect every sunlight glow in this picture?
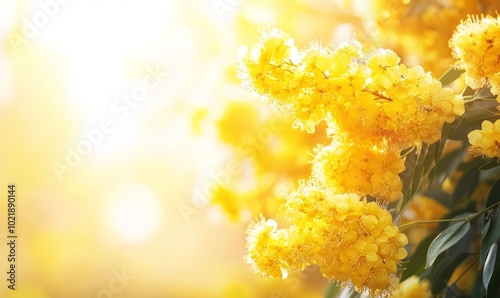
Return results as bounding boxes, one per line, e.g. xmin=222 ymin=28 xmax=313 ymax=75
xmin=104 ymin=184 xmax=162 ymax=243
xmin=39 ymin=0 xmax=175 ymax=117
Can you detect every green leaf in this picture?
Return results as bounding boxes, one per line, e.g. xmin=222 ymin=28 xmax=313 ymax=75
xmin=433 ymin=146 xmax=467 ymax=187
xmin=462 ymin=85 xmax=476 ymax=98
xmin=483 ymin=242 xmax=498 ymax=290
xmin=482 ymin=163 xmax=500 ymax=182
xmin=401 ymin=146 xmax=416 ymax=158
xmin=423 ymin=142 xmax=439 ymax=174
xmin=476 ymin=86 xmax=495 ymax=100
xmin=411 ymin=149 xmax=427 ymax=191
xmin=424 ymin=252 xmax=469 ymax=295
xmin=324 ymin=284 xmax=341 ymax=298
xmin=481 ymin=158 xmax=500 ymax=171
xmin=436 ymin=120 xmax=464 ymax=163
xmin=449 ymin=100 xmax=500 ymax=140
xmin=426 ymin=221 xmax=471 ymax=268
xmin=481 ymin=210 xmax=500 ymax=267
xmin=401 ymin=233 xmax=437 ymax=281
xmin=399 ymin=147 xmax=421 ymax=212
xmin=486 ymin=180 xmax=500 ymax=209
xmin=471 ymin=271 xmax=487 ymax=298
xmin=487 ymin=258 xmax=500 ymax=296
xmin=337 ymin=286 xmax=359 ymax=298
xmin=450 ymin=167 xmax=480 ymax=207
xmin=439 ymin=68 xmax=465 ymax=86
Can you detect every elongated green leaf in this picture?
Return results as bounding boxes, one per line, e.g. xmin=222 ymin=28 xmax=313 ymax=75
xmin=410 ymin=144 xmax=428 ymax=197
xmin=399 ymin=148 xmax=420 ymax=212
xmin=439 ymin=68 xmax=465 ymax=86
xmin=401 ymin=233 xmax=437 ymax=281
xmin=449 ymin=100 xmax=500 ymax=140
xmin=423 ymin=142 xmax=439 ymax=174
xmin=324 ymin=284 xmax=341 ymax=298
xmin=426 ymin=221 xmax=471 ymax=268
xmin=476 ymin=86 xmax=495 ymax=100
xmin=471 ymin=271 xmax=487 ymax=298
xmin=423 ymin=252 xmax=469 ymax=295
xmin=483 ymin=242 xmax=498 ymax=289
xmin=450 ymin=167 xmax=480 ymax=207
xmin=462 ymin=85 xmax=476 ymax=98
xmin=486 ymin=180 xmax=500 ymax=209
xmin=436 ymin=123 xmax=454 ymax=162
xmin=433 ymin=146 xmax=467 ymax=187
xmin=487 ymin=258 xmax=500 ymax=296
xmin=446 ymin=284 xmax=462 ymax=298
xmin=482 ymin=164 xmax=500 ymax=182
xmin=481 ymin=158 xmax=500 ymax=171
xmin=481 ymin=210 xmax=500 ymax=267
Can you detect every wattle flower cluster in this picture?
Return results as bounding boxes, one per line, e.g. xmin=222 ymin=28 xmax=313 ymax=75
xmin=450 ymin=14 xmax=500 ymax=95
xmin=239 ymin=28 xmax=463 ymax=296
xmin=312 ymin=140 xmax=405 ymax=202
xmin=451 ymin=15 xmax=500 ymax=157
xmin=245 ymin=183 xmax=408 ymax=296
xmin=238 ymin=28 xmax=464 ymax=148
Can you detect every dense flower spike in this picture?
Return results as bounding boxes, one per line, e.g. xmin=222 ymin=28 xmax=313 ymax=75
xmin=467 ymin=119 xmax=500 ymax=157
xmin=312 ymin=140 xmax=405 ymax=201
xmin=245 ymin=183 xmax=408 ymax=296
xmin=450 ymin=15 xmax=500 ymax=94
xmin=238 ymin=29 xmax=464 ymax=148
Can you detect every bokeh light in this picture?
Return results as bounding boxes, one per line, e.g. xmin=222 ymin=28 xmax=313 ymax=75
xmin=104 ymin=184 xmax=162 ymax=243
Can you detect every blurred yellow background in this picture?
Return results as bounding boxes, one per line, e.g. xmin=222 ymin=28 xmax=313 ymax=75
xmin=0 ymin=0 xmax=364 ymax=297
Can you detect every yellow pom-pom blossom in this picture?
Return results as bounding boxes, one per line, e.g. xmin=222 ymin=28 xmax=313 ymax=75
xmin=238 ymin=29 xmax=464 ymax=148
xmin=392 ymin=275 xmax=432 ymax=298
xmin=467 ymin=119 xmax=500 ymax=157
xmin=450 ymin=14 xmax=500 ymax=94
xmin=245 ymin=182 xmax=408 ymax=296
xmin=312 ymin=139 xmax=405 ymax=202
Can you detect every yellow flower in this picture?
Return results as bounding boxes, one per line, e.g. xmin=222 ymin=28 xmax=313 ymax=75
xmin=216 ymin=100 xmax=261 ymax=146
xmin=239 ymin=29 xmax=464 ymax=147
xmin=467 ymin=119 xmax=500 ymax=157
xmin=312 ymin=139 xmax=405 ymax=202
xmin=376 ymin=226 xmax=409 ymax=259
xmin=245 ymin=217 xmax=289 ymax=279
xmin=245 ymin=182 xmax=408 ymax=296
xmin=392 ymin=275 xmax=432 ymax=298
xmin=450 ymin=14 xmax=500 ymax=94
